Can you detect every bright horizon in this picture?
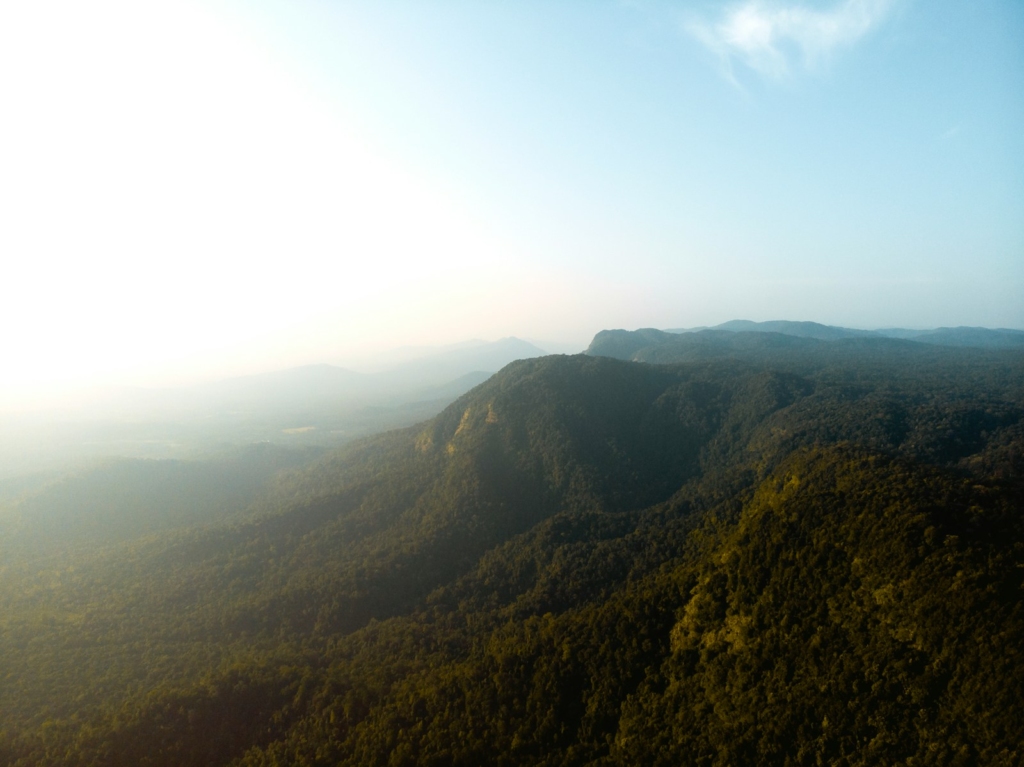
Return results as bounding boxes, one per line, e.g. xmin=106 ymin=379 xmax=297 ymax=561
xmin=2 ymin=0 xmax=1022 ymax=406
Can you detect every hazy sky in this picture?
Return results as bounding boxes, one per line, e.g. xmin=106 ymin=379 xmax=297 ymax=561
xmin=1 ymin=0 xmax=1022 ymax=400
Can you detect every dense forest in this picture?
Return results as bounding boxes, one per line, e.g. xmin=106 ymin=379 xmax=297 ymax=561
xmin=1 ymin=331 xmax=1022 ymax=765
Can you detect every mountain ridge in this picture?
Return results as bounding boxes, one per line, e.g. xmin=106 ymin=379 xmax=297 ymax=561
xmin=656 ymin=319 xmax=1024 ymax=349
xmin=589 ymin=324 xmax=1024 ymax=363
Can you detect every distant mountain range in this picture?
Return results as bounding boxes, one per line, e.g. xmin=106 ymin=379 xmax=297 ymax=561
xmin=359 ymin=336 xmax=549 ymax=390
xmin=661 ymin=320 xmax=1024 ymax=349
xmin=0 ymin=337 xmax=549 ymax=478
xmin=99 ymin=336 xmax=550 ymax=416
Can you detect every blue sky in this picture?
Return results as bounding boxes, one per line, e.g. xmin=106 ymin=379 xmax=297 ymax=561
xmin=0 ymin=0 xmax=1021 ymax=398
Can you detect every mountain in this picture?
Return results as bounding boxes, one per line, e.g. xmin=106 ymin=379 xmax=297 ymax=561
xmin=589 ymin=324 xmax=1024 ymax=363
xmin=1 ymin=337 xmax=1022 ymax=766
xmin=575 ymin=327 xmax=677 ymax=361
xmin=710 ymin=319 xmax=878 ymax=340
xmin=896 ymin=326 xmax=1024 ymax=348
xmin=873 ymin=326 xmax=1024 ymax=348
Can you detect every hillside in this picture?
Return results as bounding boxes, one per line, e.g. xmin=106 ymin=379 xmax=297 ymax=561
xmin=1 ymin=339 xmax=1022 ymax=766
xmin=0 ymin=444 xmax=321 ymax=557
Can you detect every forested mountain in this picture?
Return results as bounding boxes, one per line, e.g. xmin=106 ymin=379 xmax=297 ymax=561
xmin=1 ymin=337 xmax=1022 ymax=766
xmin=900 ymin=326 xmax=1024 ymax=348
xmin=588 ymin=325 xmax=1024 ymax=368
xmin=706 ymin=319 xmax=878 ymax=340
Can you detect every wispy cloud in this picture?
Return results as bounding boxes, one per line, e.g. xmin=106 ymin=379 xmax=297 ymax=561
xmin=688 ymin=0 xmax=894 ymax=82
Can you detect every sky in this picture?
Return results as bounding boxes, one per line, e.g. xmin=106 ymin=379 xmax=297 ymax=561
xmin=1 ymin=0 xmax=1021 ymax=402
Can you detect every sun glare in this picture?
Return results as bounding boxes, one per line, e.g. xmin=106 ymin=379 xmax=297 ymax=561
xmin=0 ymin=0 xmax=503 ymax=402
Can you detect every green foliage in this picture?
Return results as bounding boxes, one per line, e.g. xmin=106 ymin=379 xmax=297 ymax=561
xmin=613 ymin=449 xmax=1024 ymax=766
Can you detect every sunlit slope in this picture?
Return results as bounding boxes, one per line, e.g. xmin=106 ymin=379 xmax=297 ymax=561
xmin=260 ymin=448 xmax=1017 ymax=767
xmin=1 ymin=346 xmax=1022 ymax=766
xmin=610 ymin=447 xmax=1024 ymax=766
